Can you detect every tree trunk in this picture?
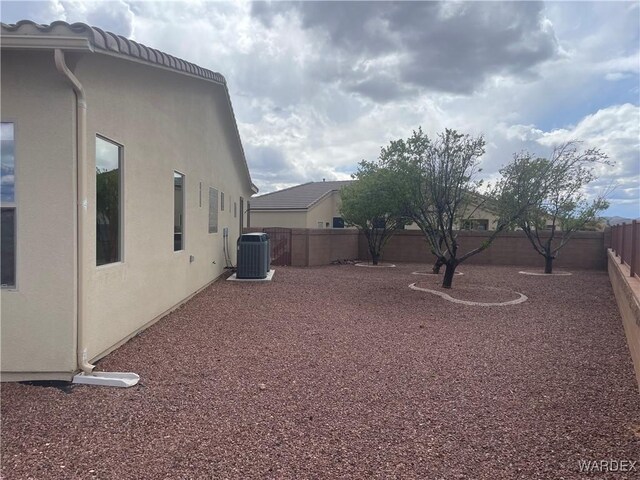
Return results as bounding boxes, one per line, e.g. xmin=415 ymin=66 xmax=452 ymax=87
xmin=371 ymin=252 xmax=380 ymax=265
xmin=544 ymin=255 xmax=554 ymax=274
xmin=442 ymin=262 xmax=457 ymax=288
xmin=432 ymin=257 xmax=444 ymax=274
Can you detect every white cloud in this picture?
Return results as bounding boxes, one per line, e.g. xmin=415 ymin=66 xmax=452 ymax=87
xmin=0 ymin=1 xmax=638 ymax=216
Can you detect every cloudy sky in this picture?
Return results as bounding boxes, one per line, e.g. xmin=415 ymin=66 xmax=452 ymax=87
xmin=2 ymin=0 xmax=639 ymax=217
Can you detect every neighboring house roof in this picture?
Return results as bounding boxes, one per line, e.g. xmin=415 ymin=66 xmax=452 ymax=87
xmin=251 ymin=181 xmax=353 ymax=210
xmin=0 ymin=19 xmax=258 ymax=193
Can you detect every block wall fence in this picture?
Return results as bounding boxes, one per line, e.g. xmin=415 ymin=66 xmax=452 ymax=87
xmin=245 ymin=228 xmax=607 ymax=270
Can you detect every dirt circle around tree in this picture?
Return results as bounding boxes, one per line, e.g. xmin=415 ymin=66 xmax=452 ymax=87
xmin=411 ymin=271 xmax=464 ymax=276
xmin=409 ymin=282 xmax=528 ymax=306
xmin=518 ymin=271 xmax=573 ymax=276
xmin=354 ymin=262 xmax=397 ymax=268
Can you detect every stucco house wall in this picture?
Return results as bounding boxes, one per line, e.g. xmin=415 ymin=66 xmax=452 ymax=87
xmin=0 ymin=23 xmax=255 ymax=381
xmin=306 ymin=191 xmax=342 ymax=228
xmin=250 ymin=210 xmax=308 ymax=228
xmin=1 ymin=51 xmax=78 ymax=377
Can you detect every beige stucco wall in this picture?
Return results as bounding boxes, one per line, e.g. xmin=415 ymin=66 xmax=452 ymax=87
xmin=250 ymin=210 xmax=308 ymax=228
xmin=78 ymin=54 xmax=254 ymax=363
xmin=405 ymin=204 xmax=501 ymax=230
xmin=1 ymin=49 xmax=254 ymax=379
xmin=306 ymin=191 xmax=342 ymax=228
xmin=1 ymin=51 xmax=78 ymax=378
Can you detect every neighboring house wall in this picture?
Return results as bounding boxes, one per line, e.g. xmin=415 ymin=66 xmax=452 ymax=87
xmin=404 ymin=203 xmax=501 ymax=231
xmin=251 ymin=210 xmax=308 ymax=228
xmin=1 ymin=48 xmax=254 ymax=380
xmin=1 ymin=51 xmax=78 ymax=378
xmin=252 ymin=190 xmax=349 ymax=229
xmin=306 ymin=191 xmax=342 ymax=228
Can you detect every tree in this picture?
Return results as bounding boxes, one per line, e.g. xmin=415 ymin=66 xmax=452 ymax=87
xmin=381 ymin=128 xmax=539 ymax=288
xmin=340 ymin=161 xmax=409 ymax=265
xmin=499 ymin=142 xmax=610 ymax=273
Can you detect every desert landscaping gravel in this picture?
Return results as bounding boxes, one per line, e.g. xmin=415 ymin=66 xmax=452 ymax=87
xmin=2 ymin=264 xmax=639 ymax=479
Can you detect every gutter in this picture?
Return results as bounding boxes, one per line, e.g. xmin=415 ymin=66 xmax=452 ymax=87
xmin=54 ymin=49 xmax=138 ymax=388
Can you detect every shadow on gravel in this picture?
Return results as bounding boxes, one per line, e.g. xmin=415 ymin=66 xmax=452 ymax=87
xmin=18 ymin=380 xmax=75 ymax=394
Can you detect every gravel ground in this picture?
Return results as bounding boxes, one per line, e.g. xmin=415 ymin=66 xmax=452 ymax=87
xmin=2 ymin=264 xmax=639 ymax=479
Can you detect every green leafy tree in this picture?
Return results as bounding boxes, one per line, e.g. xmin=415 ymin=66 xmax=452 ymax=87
xmin=381 ymin=128 xmax=540 ymax=288
xmin=340 ymin=162 xmax=409 ymax=265
xmin=499 ymin=142 xmax=610 ymax=273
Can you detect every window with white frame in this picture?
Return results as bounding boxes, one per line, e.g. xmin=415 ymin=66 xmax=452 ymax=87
xmin=1 ymin=122 xmax=16 ymax=287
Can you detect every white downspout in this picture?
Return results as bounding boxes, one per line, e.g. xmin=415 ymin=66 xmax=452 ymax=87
xmin=54 ymin=49 xmax=95 ymax=375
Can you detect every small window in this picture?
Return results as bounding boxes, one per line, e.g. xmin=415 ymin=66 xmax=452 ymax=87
xmin=96 ymin=136 xmax=122 ymax=265
xmin=0 ymin=122 xmax=16 ymax=287
xmin=1 ymin=208 xmax=15 ymax=286
xmin=1 ymin=122 xmax=16 ymax=287
xmin=174 ymin=172 xmax=184 ymax=251
xmin=333 ymin=217 xmax=345 ymax=228
xmin=209 ymin=187 xmax=219 ymax=233
xmin=221 ymin=192 xmax=224 ymax=211
xmin=461 ymin=219 xmax=489 ymax=231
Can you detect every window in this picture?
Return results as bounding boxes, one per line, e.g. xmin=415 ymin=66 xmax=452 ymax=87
xmin=96 ymin=136 xmax=122 ymax=265
xmin=1 ymin=122 xmax=15 ymax=287
xmin=220 ymin=192 xmax=224 ymax=211
xmin=372 ymin=218 xmax=386 ymax=229
xmin=208 ymin=187 xmax=219 ymax=233
xmin=333 ymin=217 xmax=345 ymax=228
xmin=174 ymin=172 xmax=184 ymax=251
xmin=461 ymin=219 xmax=489 ymax=231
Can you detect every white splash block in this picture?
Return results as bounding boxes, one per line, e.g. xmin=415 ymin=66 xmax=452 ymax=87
xmin=73 ymin=372 xmax=140 ymax=388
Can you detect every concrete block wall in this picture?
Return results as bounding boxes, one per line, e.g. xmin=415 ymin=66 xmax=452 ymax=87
xmin=608 ymin=249 xmax=640 ymax=391
xmin=245 ymin=227 xmax=606 ymax=270
xmin=360 ymin=230 xmax=607 ymax=270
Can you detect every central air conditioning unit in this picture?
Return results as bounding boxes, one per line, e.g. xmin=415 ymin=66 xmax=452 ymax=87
xmin=237 ymin=232 xmax=270 ymax=279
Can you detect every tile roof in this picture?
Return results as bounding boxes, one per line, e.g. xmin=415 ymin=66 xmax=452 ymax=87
xmin=250 ymin=181 xmax=353 ymax=210
xmin=0 ymin=20 xmax=226 ymax=84
xmin=1 ymin=19 xmax=258 ymax=193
